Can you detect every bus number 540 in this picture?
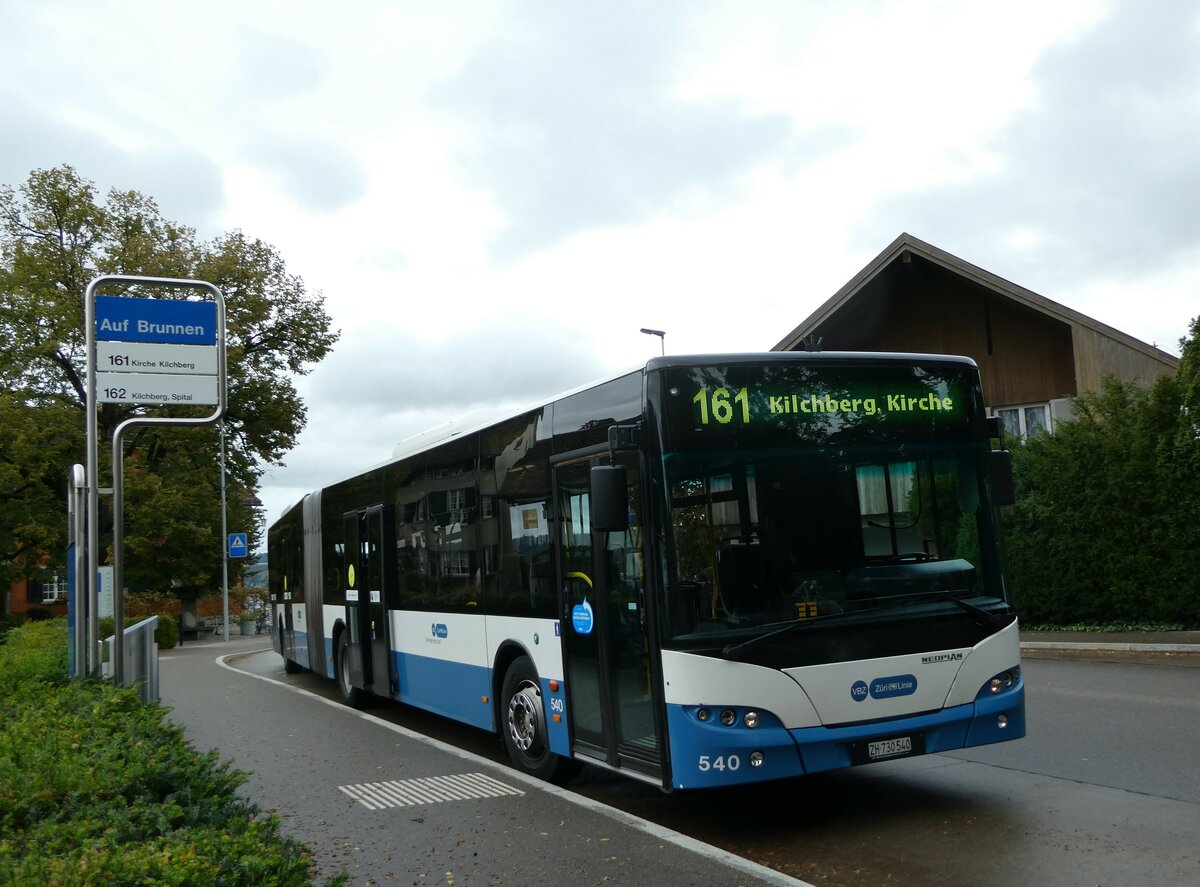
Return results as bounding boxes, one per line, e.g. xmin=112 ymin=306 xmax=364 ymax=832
xmin=698 ymin=754 xmax=741 ymax=772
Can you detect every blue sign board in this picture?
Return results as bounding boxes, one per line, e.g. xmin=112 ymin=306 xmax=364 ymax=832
xmin=228 ymin=533 xmax=248 ymax=558
xmin=96 ymin=296 xmax=217 ymax=345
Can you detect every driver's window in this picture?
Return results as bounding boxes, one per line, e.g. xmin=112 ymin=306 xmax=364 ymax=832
xmin=857 ymin=462 xmax=921 ymax=557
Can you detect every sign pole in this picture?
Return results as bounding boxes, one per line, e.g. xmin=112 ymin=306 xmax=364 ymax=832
xmin=86 ymin=276 xmax=226 ymax=685
xmin=220 ymin=422 xmax=229 ymax=642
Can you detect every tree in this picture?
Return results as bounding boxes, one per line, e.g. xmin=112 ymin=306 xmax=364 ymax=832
xmin=1004 ymin=322 xmax=1200 ymax=626
xmin=0 ymin=165 xmax=338 ymax=595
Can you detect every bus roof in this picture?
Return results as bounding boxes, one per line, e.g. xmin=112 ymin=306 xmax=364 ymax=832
xmin=289 ymin=351 xmax=980 ymax=507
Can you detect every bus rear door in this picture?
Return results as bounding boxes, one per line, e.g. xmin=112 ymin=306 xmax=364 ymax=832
xmin=341 ymin=506 xmax=394 ymax=697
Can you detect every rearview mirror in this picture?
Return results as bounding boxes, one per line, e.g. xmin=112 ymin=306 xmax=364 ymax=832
xmin=591 ymin=464 xmax=628 ymax=531
xmin=990 ymin=449 xmax=1015 ymax=507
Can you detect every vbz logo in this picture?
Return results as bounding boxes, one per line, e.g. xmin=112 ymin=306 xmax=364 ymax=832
xmin=851 ymin=680 xmax=869 ymax=701
xmin=431 ymin=623 xmax=448 ymax=639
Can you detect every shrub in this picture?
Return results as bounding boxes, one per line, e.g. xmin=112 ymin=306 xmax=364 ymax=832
xmin=0 ymin=619 xmax=68 ymax=686
xmin=1004 ymin=374 xmax=1200 ymax=626
xmin=0 ymin=620 xmax=343 ymax=886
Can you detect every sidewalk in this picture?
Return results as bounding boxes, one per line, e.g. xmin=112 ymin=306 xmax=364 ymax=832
xmin=1019 ymin=629 xmax=1200 ymax=658
xmin=159 ymin=633 xmax=802 ymax=887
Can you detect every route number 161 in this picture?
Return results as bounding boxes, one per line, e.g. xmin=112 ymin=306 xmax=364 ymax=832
xmin=693 ymin=386 xmax=749 ymax=425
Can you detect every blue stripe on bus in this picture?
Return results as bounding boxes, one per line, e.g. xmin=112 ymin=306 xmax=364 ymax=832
xmin=790 ymin=683 xmax=1026 ymax=774
xmin=382 ymin=653 xmax=571 ymax=756
xmin=665 ymin=681 xmax=1025 ymax=788
xmin=666 ymin=705 xmax=804 ymax=790
xmin=293 ymin=629 xmax=310 ymax=668
xmin=541 ymin=678 xmax=571 ymax=757
xmin=393 ymin=651 xmax=494 ymax=731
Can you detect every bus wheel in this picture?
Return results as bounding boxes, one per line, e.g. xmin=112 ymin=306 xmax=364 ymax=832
xmin=501 ymin=656 xmax=561 ymax=781
xmin=334 ymin=631 xmax=363 ymax=708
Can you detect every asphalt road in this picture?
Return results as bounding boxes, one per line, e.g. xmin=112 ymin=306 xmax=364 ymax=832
xmin=161 ymin=635 xmax=1200 ymax=886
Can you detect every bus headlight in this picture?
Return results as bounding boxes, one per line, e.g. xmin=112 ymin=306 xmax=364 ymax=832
xmin=749 ymin=751 xmax=764 ymax=767
xmin=987 ymin=666 xmax=1021 ymax=693
xmin=719 ymin=708 xmax=737 ymax=726
xmin=743 ymin=710 xmax=760 ymax=729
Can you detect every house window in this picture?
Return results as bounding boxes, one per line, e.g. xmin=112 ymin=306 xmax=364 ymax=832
xmin=1024 ymin=405 xmax=1048 ymax=436
xmin=37 ymin=574 xmax=68 ymax=603
xmin=993 ymin=402 xmax=1052 ymax=439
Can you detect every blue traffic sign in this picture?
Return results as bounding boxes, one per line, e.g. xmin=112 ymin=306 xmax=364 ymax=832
xmin=96 ymin=296 xmax=217 ymax=345
xmin=228 ymin=533 xmax=248 ymax=558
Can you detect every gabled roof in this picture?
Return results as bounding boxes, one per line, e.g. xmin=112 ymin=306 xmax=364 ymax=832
xmin=773 ymin=232 xmax=1179 ymax=370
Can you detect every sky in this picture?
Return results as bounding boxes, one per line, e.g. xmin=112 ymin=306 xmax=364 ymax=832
xmin=3 ymin=0 xmax=1198 ymax=531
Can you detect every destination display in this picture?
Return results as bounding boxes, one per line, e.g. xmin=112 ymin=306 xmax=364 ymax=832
xmin=661 ymin=361 xmax=976 ymax=448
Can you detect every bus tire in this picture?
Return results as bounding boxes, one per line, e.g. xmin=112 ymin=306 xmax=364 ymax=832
xmin=500 ymin=655 xmax=562 ymax=781
xmin=334 ymin=630 xmax=363 ymax=708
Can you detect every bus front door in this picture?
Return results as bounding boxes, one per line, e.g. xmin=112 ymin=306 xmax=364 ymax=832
xmin=554 ymin=453 xmax=661 ymax=780
xmin=342 ymin=507 xmax=394 ymax=698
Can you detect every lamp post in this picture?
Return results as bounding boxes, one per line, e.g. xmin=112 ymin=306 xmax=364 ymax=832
xmin=219 ymin=422 xmax=229 ymax=641
xmin=640 ymin=327 xmax=665 ymax=355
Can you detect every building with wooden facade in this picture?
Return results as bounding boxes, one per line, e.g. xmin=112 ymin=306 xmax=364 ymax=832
xmin=772 ymin=233 xmax=1180 ymax=438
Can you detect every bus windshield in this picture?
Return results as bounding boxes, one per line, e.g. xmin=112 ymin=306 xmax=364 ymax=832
xmin=655 ymin=359 xmax=1011 ymax=658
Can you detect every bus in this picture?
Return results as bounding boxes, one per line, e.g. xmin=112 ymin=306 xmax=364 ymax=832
xmin=268 ymin=351 xmax=1024 ymax=791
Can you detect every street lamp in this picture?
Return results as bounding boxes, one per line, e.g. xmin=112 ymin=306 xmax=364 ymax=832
xmin=640 ymin=328 xmax=665 ymax=355
xmin=219 ymin=422 xmax=229 ymax=641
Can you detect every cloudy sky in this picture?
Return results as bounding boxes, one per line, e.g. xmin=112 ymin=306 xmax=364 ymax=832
xmin=3 ymin=0 xmax=1197 ymax=528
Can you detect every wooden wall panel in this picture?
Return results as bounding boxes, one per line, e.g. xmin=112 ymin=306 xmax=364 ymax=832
xmin=981 ymin=297 xmax=1075 ymax=405
xmin=800 ymin=254 xmax=1175 ymax=408
xmin=1073 ymin=327 xmax=1177 ymax=392
xmin=843 ymin=271 xmax=1075 ymax=406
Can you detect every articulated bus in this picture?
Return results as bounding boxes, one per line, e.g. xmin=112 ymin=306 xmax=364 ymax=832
xmin=268 ymin=352 xmax=1025 ymax=791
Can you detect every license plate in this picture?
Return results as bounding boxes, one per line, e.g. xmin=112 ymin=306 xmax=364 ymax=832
xmin=868 ymin=736 xmax=913 ymax=760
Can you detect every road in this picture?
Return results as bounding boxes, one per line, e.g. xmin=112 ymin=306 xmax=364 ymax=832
xmin=585 ymin=653 xmax=1200 ymax=885
xmin=163 ymin=639 xmax=1200 ymax=886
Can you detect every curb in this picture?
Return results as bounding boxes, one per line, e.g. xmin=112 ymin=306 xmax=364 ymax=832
xmin=1021 ymin=641 xmax=1200 ymax=654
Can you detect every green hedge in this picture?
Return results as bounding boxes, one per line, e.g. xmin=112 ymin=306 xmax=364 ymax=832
xmin=1003 ymin=375 xmax=1200 ymax=627
xmin=0 ymin=620 xmax=345 ymax=886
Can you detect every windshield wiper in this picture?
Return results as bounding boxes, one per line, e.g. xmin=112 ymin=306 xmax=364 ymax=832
xmin=721 ymin=611 xmax=857 ymax=660
xmin=884 ymin=590 xmax=1011 ymax=628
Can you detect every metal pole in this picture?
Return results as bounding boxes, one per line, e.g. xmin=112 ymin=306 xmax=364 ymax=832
xmin=84 ymin=282 xmax=101 ymax=676
xmin=111 ymin=426 xmax=128 ymax=683
xmin=220 ymin=422 xmax=229 ymax=641
xmin=71 ymin=464 xmax=87 ymax=678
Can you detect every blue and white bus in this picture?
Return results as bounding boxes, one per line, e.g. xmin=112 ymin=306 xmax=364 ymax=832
xmin=268 ymin=352 xmax=1024 ymax=791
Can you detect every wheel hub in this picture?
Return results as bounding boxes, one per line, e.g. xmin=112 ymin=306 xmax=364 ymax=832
xmin=507 ymin=683 xmax=545 ymax=753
